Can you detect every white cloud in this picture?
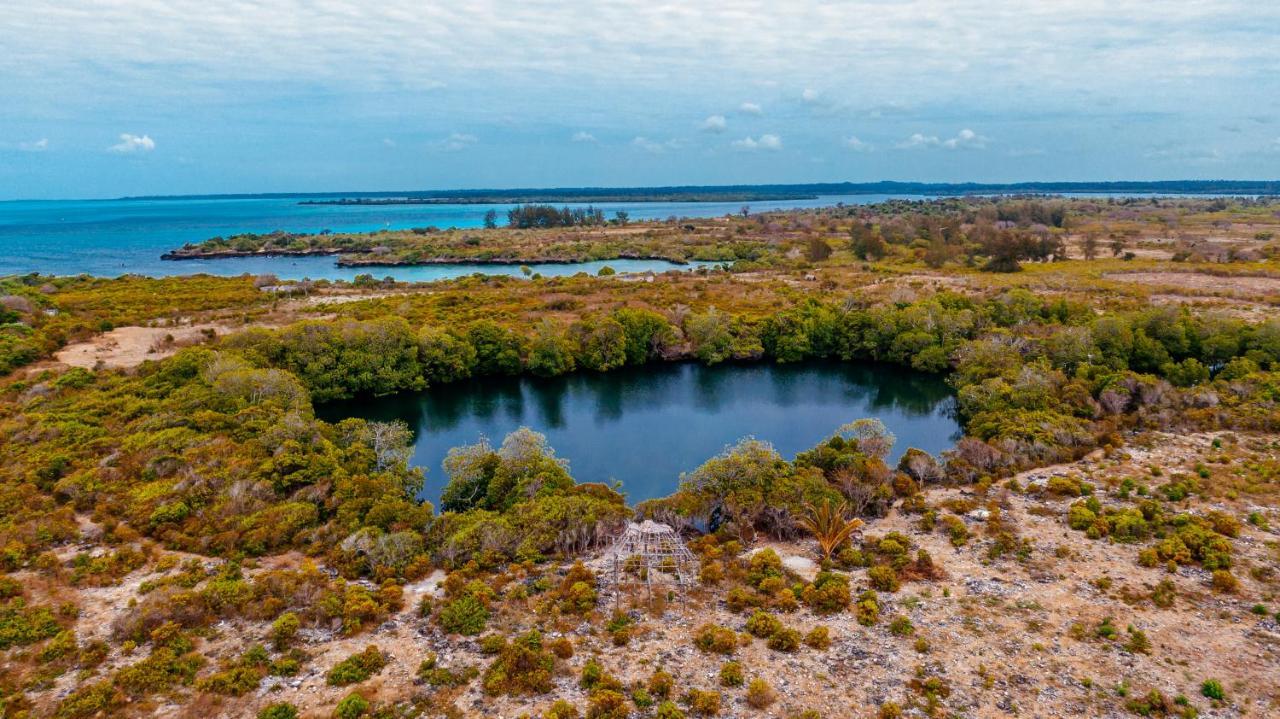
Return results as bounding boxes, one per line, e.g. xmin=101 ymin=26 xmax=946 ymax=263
xmin=571 ymin=131 xmax=598 ymax=143
xmin=631 ymin=136 xmax=681 ymax=153
xmin=897 ymin=133 xmax=938 ymax=149
xmin=2 ymin=2 xmax=1276 ymax=114
xmin=896 ymin=128 xmax=988 ymax=150
xmin=945 ymin=128 xmax=987 ymax=149
xmin=19 ymin=138 xmax=48 ymax=152
xmin=732 ymin=134 xmax=782 ymax=151
xmin=430 ymin=132 xmax=477 ymax=152
xmin=843 ymin=136 xmax=872 ymax=152
xmin=700 ymin=114 xmax=727 ymax=133
xmin=2 ymin=1 xmax=1278 ymax=189
xmin=382 ymin=138 xmax=396 ymax=147
xmin=801 ymin=88 xmax=820 ymax=103
xmin=108 ymin=133 xmax=155 ymax=153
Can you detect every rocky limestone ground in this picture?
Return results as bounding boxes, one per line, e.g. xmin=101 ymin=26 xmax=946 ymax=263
xmin=14 ymin=432 xmax=1280 ymax=719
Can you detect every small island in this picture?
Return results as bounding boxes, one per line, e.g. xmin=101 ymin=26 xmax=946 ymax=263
xmin=161 ymin=204 xmax=761 ymax=266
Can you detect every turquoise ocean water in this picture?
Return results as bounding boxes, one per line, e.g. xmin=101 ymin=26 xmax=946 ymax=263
xmin=0 ymin=194 xmax=902 ymax=280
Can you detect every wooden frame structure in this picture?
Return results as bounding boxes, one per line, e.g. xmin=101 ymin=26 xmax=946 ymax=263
xmin=601 ymin=520 xmax=697 ymax=611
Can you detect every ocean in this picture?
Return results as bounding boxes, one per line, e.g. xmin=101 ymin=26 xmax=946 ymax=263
xmin=0 ymin=194 xmax=904 ymax=280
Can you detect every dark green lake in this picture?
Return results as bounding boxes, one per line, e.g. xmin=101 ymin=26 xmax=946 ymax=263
xmin=318 ymin=360 xmax=960 ymax=504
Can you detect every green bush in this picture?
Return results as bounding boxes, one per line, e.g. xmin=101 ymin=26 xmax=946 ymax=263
xmin=326 ymin=646 xmax=388 ymax=686
xmin=271 ymin=611 xmax=300 ymax=649
xmin=802 ymin=572 xmax=851 ymax=614
xmin=113 ymin=644 xmax=204 ymax=696
xmin=719 ymin=660 xmax=744 ymax=687
xmin=855 ymin=590 xmax=880 ymax=626
xmin=867 ymin=565 xmax=900 ymax=592
xmin=746 ymin=678 xmax=777 ymax=708
xmin=587 ymin=689 xmax=629 ymax=719
xmin=0 ymin=598 xmax=61 ymax=649
xmin=684 ymin=688 xmax=721 ymax=716
xmin=745 ymin=610 xmax=782 ymax=638
xmin=655 ymin=701 xmax=686 ymax=719
xmin=1201 ymin=679 xmax=1225 ymax=701
xmin=334 ymin=692 xmax=370 ymax=719
xmin=257 ymin=703 xmax=299 ymax=719
xmin=482 ymin=630 xmax=555 ymax=695
xmin=545 ymin=700 xmax=580 ymax=719
xmin=804 ymin=625 xmax=831 ymax=649
xmin=54 ymin=681 xmax=119 ymax=718
xmin=692 ymin=624 xmax=737 ymax=654
xmin=648 ymin=668 xmax=675 ymax=698
xmin=438 ymin=594 xmax=489 ymax=635
xmin=766 ymin=627 xmax=801 ymax=652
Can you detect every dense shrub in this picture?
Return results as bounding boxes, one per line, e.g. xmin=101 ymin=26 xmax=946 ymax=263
xmin=746 ymin=678 xmax=777 ymax=708
xmin=746 ymin=610 xmax=782 ymax=638
xmin=326 ymin=646 xmax=388 ymax=686
xmin=719 ymin=661 xmax=744 ymax=687
xmin=587 ymin=689 xmax=629 ymax=719
xmin=802 ymin=572 xmax=851 ymax=614
xmin=684 ymin=689 xmax=721 ymax=716
xmin=804 ymin=625 xmax=831 ymax=649
xmin=867 ymin=565 xmax=900 ymax=593
xmin=334 ymin=692 xmax=370 ymax=719
xmin=257 ymin=704 xmax=299 ymax=719
xmin=482 ymin=630 xmax=556 ymax=695
xmin=648 ymin=669 xmax=675 ymax=699
xmin=692 ymin=624 xmax=738 ymax=654
xmin=438 ymin=594 xmax=490 ymax=635
xmin=0 ymin=598 xmax=61 ymax=649
xmin=766 ymin=627 xmax=801 ymax=652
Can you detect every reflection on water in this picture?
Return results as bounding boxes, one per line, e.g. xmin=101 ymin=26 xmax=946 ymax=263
xmin=317 ymin=360 xmax=960 ymax=503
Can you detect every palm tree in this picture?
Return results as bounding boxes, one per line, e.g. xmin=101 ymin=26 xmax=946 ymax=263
xmin=799 ymin=500 xmax=863 ymax=562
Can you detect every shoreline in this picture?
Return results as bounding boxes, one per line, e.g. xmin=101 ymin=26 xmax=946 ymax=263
xmin=299 ymin=194 xmax=815 ymax=206
xmin=159 ymin=249 xmax=692 ymax=267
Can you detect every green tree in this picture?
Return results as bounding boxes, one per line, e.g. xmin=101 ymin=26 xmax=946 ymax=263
xmin=418 ymin=327 xmax=477 ymax=383
xmin=528 ymin=320 xmax=576 ymax=377
xmin=684 ymin=309 xmax=734 ymax=364
xmin=613 ymin=308 xmax=676 ymax=365
xmin=570 ymin=316 xmax=628 ymax=372
xmin=468 ymin=320 xmax=525 ymax=375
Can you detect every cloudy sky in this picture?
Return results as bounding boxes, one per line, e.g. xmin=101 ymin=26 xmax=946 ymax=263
xmin=2 ymin=1 xmax=1278 ymax=198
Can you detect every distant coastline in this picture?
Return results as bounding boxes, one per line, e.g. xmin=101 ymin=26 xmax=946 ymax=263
xmin=118 ymin=179 xmax=1280 ymax=202
xmin=298 ymin=193 xmax=816 ymax=205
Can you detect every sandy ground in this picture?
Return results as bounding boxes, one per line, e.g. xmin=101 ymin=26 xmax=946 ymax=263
xmin=53 ymin=324 xmax=230 ymax=370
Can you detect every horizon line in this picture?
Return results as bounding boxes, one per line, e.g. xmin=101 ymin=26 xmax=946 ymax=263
xmin=5 ymin=178 xmax=1280 ymax=203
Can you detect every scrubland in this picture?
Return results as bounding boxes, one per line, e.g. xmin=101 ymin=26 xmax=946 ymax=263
xmin=2 ymin=196 xmax=1280 ymax=718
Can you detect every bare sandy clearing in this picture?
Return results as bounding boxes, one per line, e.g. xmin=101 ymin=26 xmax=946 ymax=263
xmin=53 ymin=324 xmax=227 ymax=369
xmin=1104 ymin=271 xmax=1280 ymax=299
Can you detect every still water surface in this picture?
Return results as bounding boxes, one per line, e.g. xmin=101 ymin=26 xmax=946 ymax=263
xmin=318 ymin=360 xmax=960 ymax=504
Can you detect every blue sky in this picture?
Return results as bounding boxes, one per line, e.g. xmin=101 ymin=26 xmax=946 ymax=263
xmin=2 ymin=1 xmax=1278 ymax=199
